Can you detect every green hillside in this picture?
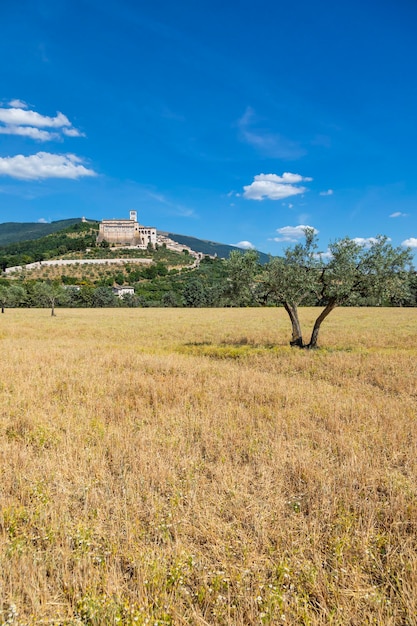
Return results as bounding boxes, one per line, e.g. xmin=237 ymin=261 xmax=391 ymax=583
xmin=0 ymin=222 xmax=99 ymax=270
xmin=166 ymin=232 xmax=270 ymax=263
xmin=0 ymin=218 xmax=94 ymax=246
xmin=0 ymin=220 xmax=270 ymax=262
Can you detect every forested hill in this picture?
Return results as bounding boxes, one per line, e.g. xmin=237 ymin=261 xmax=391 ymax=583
xmin=0 ymin=218 xmax=91 ymax=246
xmin=0 ymin=222 xmax=99 ymax=269
xmin=165 ymin=232 xmax=270 ymax=264
xmin=0 ymin=220 xmax=269 ymax=261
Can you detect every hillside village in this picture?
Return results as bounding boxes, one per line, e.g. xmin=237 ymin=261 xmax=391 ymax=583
xmin=3 ymin=212 xmax=205 ymax=277
xmin=0 ymin=215 xmax=233 ymax=308
xmin=0 ymin=217 xmax=415 ymax=311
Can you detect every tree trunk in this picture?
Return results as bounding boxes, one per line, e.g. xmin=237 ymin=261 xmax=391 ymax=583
xmin=307 ymin=299 xmax=337 ymax=349
xmin=283 ymin=302 xmax=304 ymax=348
xmin=51 ymin=300 xmax=56 ymax=316
xmin=1 ymin=305 xmax=4 ymax=313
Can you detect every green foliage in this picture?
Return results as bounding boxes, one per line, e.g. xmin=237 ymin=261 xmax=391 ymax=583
xmin=264 ymin=231 xmax=413 ymax=348
xmin=0 ymin=218 xmax=97 ymax=246
xmin=0 ymin=222 xmax=98 ymax=269
xmin=33 ymin=282 xmax=68 ymax=303
xmin=31 ymin=282 xmax=69 ymax=315
xmin=265 ymin=228 xmax=322 ymax=306
xmin=1 ymin=224 xmax=415 ymax=320
xmin=182 ymin=278 xmax=207 ymax=307
xmin=162 ymin=291 xmax=179 ymax=307
xmin=224 ymin=249 xmax=261 ymax=306
xmin=92 ymin=286 xmax=118 ymax=307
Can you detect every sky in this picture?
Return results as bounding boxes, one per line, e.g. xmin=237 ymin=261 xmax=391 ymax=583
xmin=1 ymin=0 xmax=417 ymax=257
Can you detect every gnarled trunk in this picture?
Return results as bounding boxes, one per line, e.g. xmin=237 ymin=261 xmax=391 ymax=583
xmin=307 ymin=299 xmax=337 ymax=349
xmin=284 ymin=302 xmax=304 ymax=348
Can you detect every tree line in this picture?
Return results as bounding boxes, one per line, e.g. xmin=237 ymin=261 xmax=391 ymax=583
xmin=1 ymin=231 xmax=415 ymax=348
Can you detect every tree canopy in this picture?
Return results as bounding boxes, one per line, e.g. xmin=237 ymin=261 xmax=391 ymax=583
xmin=264 ymin=230 xmax=413 ymax=348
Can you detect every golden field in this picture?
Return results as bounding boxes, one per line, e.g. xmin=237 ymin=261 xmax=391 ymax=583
xmin=0 ymin=307 xmax=416 ymax=625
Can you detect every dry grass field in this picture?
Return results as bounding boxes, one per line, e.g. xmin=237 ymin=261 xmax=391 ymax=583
xmin=0 ymin=307 xmax=416 ymax=625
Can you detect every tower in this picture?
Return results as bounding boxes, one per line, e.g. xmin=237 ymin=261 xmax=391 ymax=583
xmin=129 ymin=210 xmax=137 ymax=222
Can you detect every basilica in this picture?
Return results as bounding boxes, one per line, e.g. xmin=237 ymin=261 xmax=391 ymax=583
xmin=97 ymin=211 xmax=157 ymax=247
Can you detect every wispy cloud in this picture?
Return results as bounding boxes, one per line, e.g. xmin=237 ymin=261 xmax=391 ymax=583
xmin=8 ymin=99 xmax=29 ymax=109
xmin=145 ymin=190 xmax=195 ymax=217
xmin=402 ymin=237 xmax=417 ymax=248
xmin=243 ymin=172 xmax=312 ymax=201
xmin=319 ymin=189 xmax=334 ymax=196
xmin=272 ymin=224 xmax=318 ymax=243
xmin=390 ymin=211 xmax=407 ymax=218
xmin=0 ymin=152 xmax=97 ymax=180
xmin=237 ymin=107 xmax=306 ymax=159
xmin=0 ymin=125 xmax=59 ymax=141
xmin=0 ymin=103 xmax=85 ymax=142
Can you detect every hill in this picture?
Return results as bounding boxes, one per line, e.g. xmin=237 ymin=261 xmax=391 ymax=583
xmin=0 ymin=220 xmax=270 ymax=262
xmin=0 ymin=218 xmax=92 ymax=246
xmin=0 ymin=221 xmax=100 ymax=270
xmin=165 ymin=232 xmax=270 ymax=263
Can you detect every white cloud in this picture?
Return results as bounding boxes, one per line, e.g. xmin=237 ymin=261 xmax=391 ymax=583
xmin=37 ymin=218 xmax=49 ymax=223
xmin=8 ymin=99 xmax=29 ymax=109
xmin=0 ymin=125 xmax=58 ymax=141
xmin=390 ymin=211 xmax=407 ymax=218
xmin=0 ymin=152 xmax=97 ymax=180
xmin=353 ymin=237 xmax=380 ymax=247
xmin=0 ymin=107 xmax=71 ymax=128
xmin=233 ymin=240 xmax=255 ymax=249
xmin=273 ymin=224 xmax=318 ymax=242
xmin=319 ymin=189 xmax=334 ymax=196
xmin=402 ymin=238 xmax=417 ymax=248
xmin=0 ymin=103 xmax=83 ymax=141
xmin=63 ymin=127 xmax=86 ymax=138
xmin=316 ymin=249 xmax=333 ymax=260
xmin=243 ymin=172 xmax=312 ymax=201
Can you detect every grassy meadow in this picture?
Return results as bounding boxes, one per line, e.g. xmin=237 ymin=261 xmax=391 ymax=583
xmin=0 ymin=307 xmax=416 ymax=625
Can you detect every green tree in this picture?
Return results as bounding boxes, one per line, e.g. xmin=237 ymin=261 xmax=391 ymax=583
xmin=0 ymin=285 xmax=9 ymax=313
xmin=92 ymin=286 xmax=118 ymax=307
xmin=224 ymin=249 xmax=260 ymax=306
xmin=162 ymin=290 xmax=179 ymax=307
xmin=265 ymin=231 xmax=413 ymax=349
xmin=8 ymin=284 xmax=26 ymax=309
xmin=182 ymin=278 xmax=207 ymax=307
xmin=33 ymin=282 xmax=69 ymax=316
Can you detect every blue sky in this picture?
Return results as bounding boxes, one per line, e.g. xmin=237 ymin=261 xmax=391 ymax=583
xmin=1 ymin=0 xmax=417 ymax=256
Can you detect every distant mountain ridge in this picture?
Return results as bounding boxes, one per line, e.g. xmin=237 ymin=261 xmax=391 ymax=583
xmin=0 ymin=220 xmax=270 ymax=261
xmin=164 ymin=232 xmax=270 ymax=263
xmin=0 ymin=218 xmax=89 ymax=246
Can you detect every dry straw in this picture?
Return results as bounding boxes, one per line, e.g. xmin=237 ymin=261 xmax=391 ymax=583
xmin=0 ymin=308 xmax=416 ymax=624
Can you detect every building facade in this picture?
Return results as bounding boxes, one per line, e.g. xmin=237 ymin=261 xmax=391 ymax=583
xmin=97 ymin=211 xmax=157 ymax=247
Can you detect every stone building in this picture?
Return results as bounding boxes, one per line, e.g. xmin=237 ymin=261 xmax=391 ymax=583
xmin=97 ymin=211 xmax=157 ymax=247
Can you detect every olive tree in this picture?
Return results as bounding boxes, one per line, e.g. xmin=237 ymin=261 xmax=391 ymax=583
xmin=33 ymin=282 xmax=68 ymax=316
xmin=224 ymin=249 xmax=260 ymax=306
xmin=0 ymin=285 xmax=8 ymax=314
xmin=265 ymin=230 xmax=413 ymax=349
xmin=0 ymin=284 xmax=26 ymax=313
